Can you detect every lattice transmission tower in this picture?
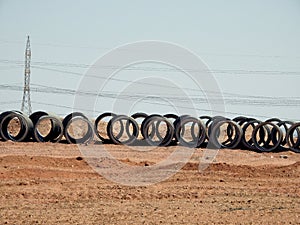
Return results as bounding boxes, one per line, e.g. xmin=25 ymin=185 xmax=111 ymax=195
xmin=21 ymin=35 xmax=32 ymax=115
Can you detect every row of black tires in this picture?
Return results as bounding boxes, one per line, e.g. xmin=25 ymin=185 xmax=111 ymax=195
xmin=0 ymin=110 xmax=300 ymax=153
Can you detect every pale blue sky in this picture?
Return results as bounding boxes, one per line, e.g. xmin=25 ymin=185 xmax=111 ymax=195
xmin=0 ymin=0 xmax=300 ymax=119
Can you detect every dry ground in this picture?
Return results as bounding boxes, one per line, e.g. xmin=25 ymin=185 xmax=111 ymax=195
xmin=0 ymin=140 xmax=299 ymax=225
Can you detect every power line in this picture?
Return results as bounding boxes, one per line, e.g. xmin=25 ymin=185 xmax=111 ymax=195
xmin=30 ymin=83 xmax=300 ymax=100
xmin=27 ymin=65 xmax=300 ymax=101
xmin=1 ymin=59 xmax=300 ymax=76
xmin=0 ymin=100 xmax=21 ymax=105
xmin=0 ymin=65 xmax=23 ymax=71
xmin=0 ymin=83 xmax=295 ymax=120
xmin=31 ymin=101 xmax=103 ymax=113
xmin=1 ymin=40 xmax=298 ymax=120
xmin=30 ymin=99 xmax=288 ymax=121
xmin=1 ymin=39 xmax=300 ymax=59
xmin=1 ymin=83 xmax=300 ymax=108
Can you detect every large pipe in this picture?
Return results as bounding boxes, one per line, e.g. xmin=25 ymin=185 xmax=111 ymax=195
xmin=30 ymin=111 xmax=63 ymax=143
xmin=62 ymin=112 xmax=94 ymax=144
xmin=107 ymin=115 xmax=139 ymax=145
xmin=94 ymin=112 xmax=122 ymax=143
xmin=209 ymin=120 xmax=242 ymax=149
xmin=174 ymin=115 xmax=206 ymax=148
xmin=0 ymin=111 xmax=33 ymax=142
xmin=252 ymin=122 xmax=283 ymax=152
xmin=142 ymin=115 xmax=174 ymax=147
xmin=286 ymin=122 xmax=300 ymax=153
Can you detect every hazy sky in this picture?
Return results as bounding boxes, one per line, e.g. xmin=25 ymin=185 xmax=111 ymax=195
xmin=0 ymin=0 xmax=299 ymax=120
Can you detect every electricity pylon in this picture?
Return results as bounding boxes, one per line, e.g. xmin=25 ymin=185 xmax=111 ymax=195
xmin=21 ymin=35 xmax=32 ymax=115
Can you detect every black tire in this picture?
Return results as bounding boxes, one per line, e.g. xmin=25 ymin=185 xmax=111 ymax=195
xmin=232 ymin=116 xmax=248 ymax=123
xmin=94 ymin=112 xmax=121 ymax=143
xmin=0 ymin=111 xmax=17 ymax=140
xmin=33 ymin=114 xmax=63 ymax=143
xmin=199 ymin=116 xmax=212 ymax=143
xmin=235 ymin=117 xmax=256 ymax=126
xmin=142 ymin=115 xmax=174 ymax=147
xmin=163 ymin=113 xmax=179 ymax=121
xmin=207 ymin=116 xmax=229 ymax=138
xmin=107 ymin=115 xmax=139 ymax=145
xmin=141 ymin=114 xmax=162 ymax=140
xmin=63 ymin=112 xmax=94 ymax=144
xmin=62 ymin=112 xmax=88 ymax=128
xmin=286 ymin=122 xmax=300 ymax=153
xmin=29 ymin=111 xmax=48 ymax=125
xmin=0 ymin=111 xmax=33 ymax=142
xmin=271 ymin=121 xmax=295 ymax=151
xmin=174 ymin=116 xmax=206 ymax=148
xmin=173 ymin=115 xmax=191 ymax=140
xmin=265 ymin=118 xmax=282 ymax=124
xmin=240 ymin=119 xmax=262 ymax=150
xmin=129 ymin=112 xmax=149 ymax=142
xmin=252 ymin=122 xmax=283 ymax=152
xmin=131 ymin=112 xmax=148 ymax=119
xmin=209 ymin=120 xmax=242 ymax=149
xmin=200 ymin=116 xmax=212 ymax=124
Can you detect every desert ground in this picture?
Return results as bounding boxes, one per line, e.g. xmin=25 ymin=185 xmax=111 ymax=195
xmin=0 ymin=140 xmax=299 ymax=225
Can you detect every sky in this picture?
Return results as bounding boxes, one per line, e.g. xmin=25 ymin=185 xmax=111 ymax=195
xmin=0 ymin=0 xmax=300 ymax=120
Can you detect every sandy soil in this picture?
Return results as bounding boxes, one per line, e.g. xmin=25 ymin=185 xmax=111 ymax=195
xmin=0 ymin=140 xmax=299 ymax=225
